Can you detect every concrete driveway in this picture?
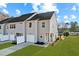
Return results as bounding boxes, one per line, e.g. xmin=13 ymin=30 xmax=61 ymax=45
xmin=0 ymin=42 xmax=32 ymax=56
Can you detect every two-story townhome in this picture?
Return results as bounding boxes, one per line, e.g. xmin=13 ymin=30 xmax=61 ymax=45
xmin=0 ymin=11 xmax=58 ymax=44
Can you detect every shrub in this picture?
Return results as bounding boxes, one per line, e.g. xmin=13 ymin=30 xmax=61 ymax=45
xmin=63 ymin=32 xmax=69 ymax=37
xmin=11 ymin=40 xmax=17 ymax=44
xmin=56 ymin=37 xmax=60 ymax=42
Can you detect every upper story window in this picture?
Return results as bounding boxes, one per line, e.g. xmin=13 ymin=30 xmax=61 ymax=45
xmin=0 ymin=26 xmax=1 ymax=29
xmin=29 ymin=22 xmax=32 ymax=28
xmin=42 ymin=22 xmax=45 ymax=28
xmin=10 ymin=24 xmax=16 ymax=29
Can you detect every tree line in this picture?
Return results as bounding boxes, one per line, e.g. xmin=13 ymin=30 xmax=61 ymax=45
xmin=58 ymin=21 xmax=79 ymax=33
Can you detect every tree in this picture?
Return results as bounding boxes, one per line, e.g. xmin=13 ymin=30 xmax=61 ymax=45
xmin=64 ymin=22 xmax=70 ymax=32
xmin=58 ymin=22 xmax=70 ymax=33
xmin=0 ymin=12 xmax=9 ymax=21
xmin=63 ymin=32 xmax=69 ymax=37
xmin=70 ymin=21 xmax=78 ymax=32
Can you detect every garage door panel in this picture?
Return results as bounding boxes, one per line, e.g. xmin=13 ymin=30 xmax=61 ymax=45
xmin=27 ymin=35 xmax=36 ymax=43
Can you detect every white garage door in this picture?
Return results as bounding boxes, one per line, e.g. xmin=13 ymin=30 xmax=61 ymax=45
xmin=17 ymin=36 xmax=25 ymax=44
xmin=27 ymin=35 xmax=36 ymax=43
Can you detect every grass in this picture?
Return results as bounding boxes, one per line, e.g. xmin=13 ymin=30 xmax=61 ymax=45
xmin=8 ymin=45 xmax=44 ymax=56
xmin=0 ymin=42 xmax=15 ymax=50
xmin=8 ymin=36 xmax=79 ymax=56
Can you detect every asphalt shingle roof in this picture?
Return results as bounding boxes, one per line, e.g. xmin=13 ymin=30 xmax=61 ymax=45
xmin=28 ymin=11 xmax=54 ymax=21
xmin=0 ymin=11 xmax=55 ymax=24
xmin=9 ymin=13 xmax=34 ymax=22
xmin=0 ymin=13 xmax=34 ymax=24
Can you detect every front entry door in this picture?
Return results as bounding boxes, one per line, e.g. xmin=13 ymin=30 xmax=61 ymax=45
xmin=45 ymin=33 xmax=49 ymax=43
xmin=45 ymin=33 xmax=53 ymax=43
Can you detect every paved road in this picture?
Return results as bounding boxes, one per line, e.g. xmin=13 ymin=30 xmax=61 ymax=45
xmin=0 ymin=42 xmax=32 ymax=56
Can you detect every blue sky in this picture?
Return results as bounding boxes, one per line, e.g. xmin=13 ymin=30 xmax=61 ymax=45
xmin=0 ymin=3 xmax=79 ymax=24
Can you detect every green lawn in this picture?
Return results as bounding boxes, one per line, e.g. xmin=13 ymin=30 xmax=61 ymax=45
xmin=8 ymin=36 xmax=79 ymax=56
xmin=0 ymin=42 xmax=15 ymax=50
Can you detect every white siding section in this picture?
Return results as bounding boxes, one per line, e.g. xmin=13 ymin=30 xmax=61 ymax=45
xmin=38 ymin=20 xmax=50 ymax=42
xmin=5 ymin=22 xmax=25 ymax=36
xmin=9 ymin=35 xmax=15 ymax=41
xmin=0 ymin=35 xmax=9 ymax=41
xmin=26 ymin=20 xmax=38 ymax=42
xmin=50 ymin=12 xmax=58 ymax=42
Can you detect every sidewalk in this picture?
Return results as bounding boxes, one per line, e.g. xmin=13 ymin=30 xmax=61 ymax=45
xmin=0 ymin=42 xmax=32 ymax=56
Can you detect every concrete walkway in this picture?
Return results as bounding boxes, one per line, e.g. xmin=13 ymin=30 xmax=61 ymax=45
xmin=0 ymin=42 xmax=32 ymax=56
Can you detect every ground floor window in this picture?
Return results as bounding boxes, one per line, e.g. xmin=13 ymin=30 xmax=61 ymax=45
xmin=0 ymin=26 xmax=1 ymax=29
xmin=40 ymin=35 xmax=43 ymax=38
xmin=16 ymin=33 xmax=23 ymax=36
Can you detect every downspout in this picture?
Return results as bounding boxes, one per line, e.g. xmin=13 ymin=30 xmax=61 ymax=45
xmin=3 ymin=20 xmax=9 ymax=35
xmin=37 ymin=20 xmax=39 ymax=42
xmin=3 ymin=24 xmax=6 ymax=35
xmin=24 ymin=20 xmax=26 ymax=42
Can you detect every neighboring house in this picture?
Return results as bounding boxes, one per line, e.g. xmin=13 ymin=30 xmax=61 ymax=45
xmin=69 ymin=32 xmax=79 ymax=36
xmin=0 ymin=11 xmax=58 ymax=44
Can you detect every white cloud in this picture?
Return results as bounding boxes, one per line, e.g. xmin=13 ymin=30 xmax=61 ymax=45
xmin=32 ymin=3 xmax=40 ymax=12
xmin=64 ymin=15 xmax=70 ymax=23
xmin=0 ymin=3 xmax=8 ymax=14
xmin=64 ymin=20 xmax=70 ymax=23
xmin=24 ymin=3 xmax=27 ymax=6
xmin=70 ymin=15 xmax=76 ymax=19
xmin=32 ymin=3 xmax=59 ymax=13
xmin=2 ymin=9 xmax=9 ymax=14
xmin=0 ymin=3 xmax=7 ymax=8
xmin=72 ymin=5 xmax=76 ymax=11
xmin=16 ymin=9 xmax=21 ymax=16
xmin=64 ymin=15 xmax=68 ymax=19
xmin=64 ymin=15 xmax=77 ymax=23
xmin=42 ymin=3 xmax=59 ymax=13
xmin=57 ymin=16 xmax=60 ymax=22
